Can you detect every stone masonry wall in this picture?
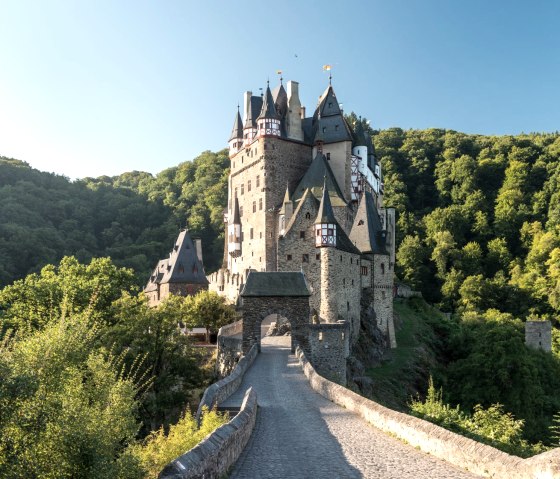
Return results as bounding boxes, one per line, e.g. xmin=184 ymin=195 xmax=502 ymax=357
xmin=277 ymin=194 xmax=321 ymax=314
xmin=160 ymin=388 xmax=258 ymax=479
xmin=303 ymin=323 xmax=349 ymax=385
xmin=525 ymin=320 xmax=552 ymax=352
xmin=241 ymin=296 xmax=310 ymax=354
xmin=372 ymin=254 xmax=396 ymax=348
xmin=295 ymin=346 xmax=560 ymax=479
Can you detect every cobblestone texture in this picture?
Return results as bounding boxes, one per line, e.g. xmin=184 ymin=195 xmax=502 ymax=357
xmin=221 ymin=336 xmax=480 ymax=479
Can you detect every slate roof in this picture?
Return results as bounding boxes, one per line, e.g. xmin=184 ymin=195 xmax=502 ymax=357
xmin=291 ymin=152 xmax=347 ymax=207
xmin=349 ymin=192 xmax=389 ymax=255
xmin=271 ymin=83 xmax=287 ymax=119
xmin=241 ymin=272 xmax=311 ymax=297
xmin=257 ymin=85 xmax=278 ymax=120
xmin=310 ymin=85 xmax=353 ymax=144
xmin=160 ymin=229 xmax=209 ymax=284
xmin=230 ymin=195 xmax=241 ymax=225
xmin=144 ymin=259 xmax=168 ymax=292
xmin=229 ymin=109 xmax=243 ymax=141
xmin=244 ymin=96 xmax=263 ymax=129
xmin=316 ymin=179 xmax=336 ymax=224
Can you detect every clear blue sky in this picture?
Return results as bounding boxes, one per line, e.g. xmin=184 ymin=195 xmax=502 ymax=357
xmin=1 ymin=0 xmax=558 ymax=179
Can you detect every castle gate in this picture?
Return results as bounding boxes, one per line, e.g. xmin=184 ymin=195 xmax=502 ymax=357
xmin=240 ymin=272 xmax=311 ymax=353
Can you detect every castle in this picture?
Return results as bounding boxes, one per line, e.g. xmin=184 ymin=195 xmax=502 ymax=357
xmin=208 ymin=78 xmax=397 ymax=349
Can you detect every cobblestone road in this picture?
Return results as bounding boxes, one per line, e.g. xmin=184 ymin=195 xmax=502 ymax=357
xmin=221 ymin=336 xmax=480 ymax=479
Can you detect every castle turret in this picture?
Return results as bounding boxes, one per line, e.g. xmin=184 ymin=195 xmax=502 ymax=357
xmin=228 ymin=107 xmax=243 ymax=156
xmin=257 ymin=83 xmax=281 ymax=137
xmin=316 ymin=182 xmax=338 ymax=323
xmin=228 ymin=195 xmax=242 ymax=259
xmin=315 ymin=179 xmax=337 ymax=247
xmin=286 ymin=80 xmax=304 ymax=141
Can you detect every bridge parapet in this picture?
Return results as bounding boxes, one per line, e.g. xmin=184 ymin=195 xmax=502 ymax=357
xmin=295 ymin=345 xmax=560 ymax=479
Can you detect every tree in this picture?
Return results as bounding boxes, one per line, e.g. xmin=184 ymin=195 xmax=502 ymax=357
xmin=183 ymin=290 xmax=238 ymax=343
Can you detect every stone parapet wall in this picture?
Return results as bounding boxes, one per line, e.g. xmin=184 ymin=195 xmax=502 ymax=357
xmin=295 ymin=346 xmax=560 ymax=479
xmin=216 ymin=335 xmax=243 ymax=377
xmin=159 ymin=388 xmax=257 ymax=479
xmin=219 ymin=319 xmax=243 ymax=337
xmin=196 ymin=344 xmax=258 ymax=422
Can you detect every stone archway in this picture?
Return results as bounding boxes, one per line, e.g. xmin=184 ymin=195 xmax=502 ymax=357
xmin=240 ymin=272 xmax=311 ymax=353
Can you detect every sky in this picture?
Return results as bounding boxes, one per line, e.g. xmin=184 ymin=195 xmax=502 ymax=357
xmin=0 ymin=0 xmax=559 ymax=180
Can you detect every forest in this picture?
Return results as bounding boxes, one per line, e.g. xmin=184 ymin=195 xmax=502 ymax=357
xmin=1 ymin=127 xmax=560 ymax=467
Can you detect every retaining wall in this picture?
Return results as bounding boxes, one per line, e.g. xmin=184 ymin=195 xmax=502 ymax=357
xmin=295 ymin=346 xmax=560 ymax=479
xmin=159 ymin=387 xmax=257 ymax=479
xmin=196 ymin=343 xmax=258 ymax=422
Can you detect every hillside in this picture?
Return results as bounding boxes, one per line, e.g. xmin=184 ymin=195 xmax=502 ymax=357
xmin=0 ymin=150 xmax=229 ymax=287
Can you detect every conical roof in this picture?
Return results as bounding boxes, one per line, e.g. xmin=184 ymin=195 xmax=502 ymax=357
xmin=315 ymin=179 xmax=337 ymax=224
xmin=257 ymin=85 xmax=278 ymax=120
xmin=230 ymin=195 xmax=241 ymax=225
xmin=229 ymin=108 xmax=243 ymax=141
xmin=160 ymin=229 xmax=209 ymax=285
xmin=349 ymin=191 xmax=389 ymax=255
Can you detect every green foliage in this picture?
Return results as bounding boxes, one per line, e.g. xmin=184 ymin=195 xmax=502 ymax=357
xmin=410 ymin=377 xmax=545 ymax=457
xmin=128 ymin=408 xmax=228 ymax=478
xmin=0 ymin=314 xmax=143 ymax=479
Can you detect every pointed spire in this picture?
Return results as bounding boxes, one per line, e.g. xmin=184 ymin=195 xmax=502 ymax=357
xmin=257 ymin=84 xmax=278 ymax=120
xmin=283 ymin=183 xmax=290 ymax=204
xmin=229 ymin=105 xmax=243 ymax=141
xmin=315 ymin=178 xmax=337 ymax=225
xmin=231 ymin=194 xmax=241 ymax=225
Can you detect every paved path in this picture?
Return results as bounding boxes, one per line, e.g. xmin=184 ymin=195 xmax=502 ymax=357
xmin=221 ymin=336 xmax=480 ymax=479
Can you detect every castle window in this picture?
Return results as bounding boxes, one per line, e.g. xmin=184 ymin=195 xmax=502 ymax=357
xmin=248 ymin=180 xmax=251 ymax=192
xmin=347 ymin=301 xmax=350 ymax=311
xmin=259 ymin=198 xmax=263 ymax=210
xmin=302 ymin=254 xmax=309 ymax=263
xmin=351 ymin=258 xmax=353 ymax=264
xmin=253 ymin=201 xmax=256 ymax=213
xmin=305 ymin=212 xmax=311 ymax=219
xmin=361 ymin=266 xmax=368 ymax=275
xmin=358 ymin=220 xmax=364 ymax=225
xmin=250 ymin=228 xmax=253 ymax=239
xmin=316 ymin=253 xmax=320 ymax=260
xmin=240 ymin=184 xmax=244 ymax=195
xmin=326 ymin=152 xmax=330 ymax=160
xmin=260 ymin=232 xmax=263 ymax=239
xmin=256 ymin=176 xmax=260 ymax=187
xmin=328 ymin=102 xmax=332 ymax=108
xmin=382 ymin=291 xmax=386 ymax=299
xmin=239 ymin=206 xmax=243 ymax=217
xmin=352 ymin=279 xmax=354 ymax=286
xmin=287 ymin=254 xmax=292 ymax=261
xmin=322 ymin=127 xmax=326 ymax=133
xmin=300 ymin=231 xmax=305 ymax=239
xmin=340 ymin=255 xmax=343 ymax=262
xmin=381 ymin=263 xmax=385 ymax=275
xmin=233 ymin=162 xmax=235 ymax=168
xmin=318 ymin=332 xmax=323 ymax=341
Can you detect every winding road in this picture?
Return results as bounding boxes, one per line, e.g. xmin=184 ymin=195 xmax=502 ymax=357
xmin=221 ymin=335 xmax=481 ymax=479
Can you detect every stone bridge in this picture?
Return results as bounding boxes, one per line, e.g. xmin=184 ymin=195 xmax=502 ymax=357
xmin=220 ymin=335 xmax=479 ymax=479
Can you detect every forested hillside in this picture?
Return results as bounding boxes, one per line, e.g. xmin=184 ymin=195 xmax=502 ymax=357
xmin=0 ymin=150 xmax=228 ymax=287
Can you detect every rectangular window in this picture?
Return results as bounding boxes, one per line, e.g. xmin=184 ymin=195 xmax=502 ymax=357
xmin=239 ymin=206 xmax=243 ymax=217
xmin=250 ymin=228 xmax=253 ymax=239
xmin=361 ymin=266 xmax=368 ymax=275
xmin=259 ymin=198 xmax=263 ymax=210
xmin=316 ymin=253 xmax=320 ymax=260
xmin=300 ymin=231 xmax=305 ymax=239
xmin=248 ymin=180 xmax=251 ymax=192
xmin=381 ymin=263 xmax=385 ymax=275
xmin=326 ymin=152 xmax=331 ymax=160
xmin=240 ymin=184 xmax=244 ymax=195
xmin=287 ymin=254 xmax=292 ymax=261
xmin=302 ymin=254 xmax=309 ymax=263
xmin=253 ymin=201 xmax=256 ymax=213
xmin=256 ymin=175 xmax=260 ymax=188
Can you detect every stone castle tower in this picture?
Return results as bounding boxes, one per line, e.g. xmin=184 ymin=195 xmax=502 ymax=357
xmin=208 ymin=78 xmax=396 ymax=347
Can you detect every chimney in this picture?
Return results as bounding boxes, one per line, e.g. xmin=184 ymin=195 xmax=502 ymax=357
xmin=243 ymin=91 xmax=252 ymax=125
xmin=193 ymin=238 xmax=203 ymax=265
xmin=286 ymin=81 xmax=304 ymax=141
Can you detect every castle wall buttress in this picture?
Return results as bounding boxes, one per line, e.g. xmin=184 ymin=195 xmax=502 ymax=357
xmin=372 ymin=254 xmax=396 ymax=348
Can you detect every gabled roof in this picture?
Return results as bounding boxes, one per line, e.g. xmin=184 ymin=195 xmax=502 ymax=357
xmin=316 ymin=180 xmax=336 ymax=224
xmin=241 ymin=272 xmax=310 ymax=297
xmin=229 ymin=109 xmax=243 ymax=141
xmin=292 ymin=152 xmax=347 ymax=207
xmin=144 ymin=259 xmax=168 ymax=292
xmin=160 ymin=229 xmax=209 ymax=285
xmin=279 ymin=184 xmax=291 ymax=215
xmin=257 ymin=85 xmax=278 ymax=120
xmin=349 ymin=192 xmax=389 ymax=255
xmin=315 ymin=85 xmax=342 ymax=118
